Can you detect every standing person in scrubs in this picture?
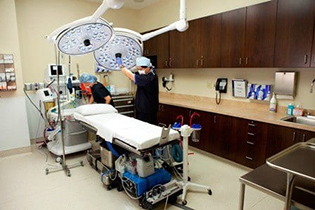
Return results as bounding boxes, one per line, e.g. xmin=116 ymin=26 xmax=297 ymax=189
xmin=118 ymin=56 xmax=159 ymax=124
xmin=79 ymin=73 xmax=114 ymax=107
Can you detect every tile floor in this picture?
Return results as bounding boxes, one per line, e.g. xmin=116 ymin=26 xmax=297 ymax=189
xmin=0 ymin=146 xmax=284 ymax=210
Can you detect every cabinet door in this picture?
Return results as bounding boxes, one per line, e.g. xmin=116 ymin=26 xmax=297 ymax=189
xmin=220 ymin=8 xmax=246 ymax=67
xmin=201 ymin=14 xmax=222 ymax=68
xmin=169 ymin=30 xmax=185 ymax=68
xmin=143 ymin=33 xmax=170 ymax=68
xmin=183 ymin=19 xmax=202 ymax=68
xmin=157 ymin=104 xmax=187 ymax=126
xmin=266 ymin=124 xmax=300 ymax=158
xmin=209 ymin=114 xmax=232 ymax=158
xmin=312 ymin=22 xmax=315 ymax=67
xmin=245 ymin=0 xmax=277 ymax=67
xmin=299 ymin=130 xmax=315 ymax=142
xmin=274 ymin=0 xmax=315 ymax=67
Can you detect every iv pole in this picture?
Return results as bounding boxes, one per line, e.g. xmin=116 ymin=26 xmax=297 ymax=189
xmin=45 ymin=47 xmax=84 ymax=177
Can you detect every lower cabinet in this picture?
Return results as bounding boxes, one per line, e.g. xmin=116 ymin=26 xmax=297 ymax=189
xmin=158 ymin=104 xmax=315 ymax=169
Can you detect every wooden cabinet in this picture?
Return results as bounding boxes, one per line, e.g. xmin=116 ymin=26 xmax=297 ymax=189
xmin=274 ymin=0 xmax=315 ymax=67
xmin=183 ymin=19 xmax=202 ymax=68
xmin=184 ymin=14 xmax=222 ymax=68
xmin=143 ymin=32 xmax=170 ymax=68
xmin=158 ymin=104 xmax=315 ymax=168
xmin=312 ymin=25 xmax=315 ymax=67
xmin=169 ymin=30 xmax=185 ymax=68
xmin=220 ymin=8 xmax=246 ymax=67
xmin=221 ymin=1 xmax=277 ymax=68
xmin=157 ymin=104 xmax=187 ymax=126
xmin=265 ymin=124 xmax=315 ymax=158
xmin=245 ymin=0 xmax=277 ymax=67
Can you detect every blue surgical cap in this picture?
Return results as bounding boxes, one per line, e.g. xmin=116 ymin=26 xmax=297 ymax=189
xmin=79 ymin=73 xmax=97 ymax=83
xmin=136 ymin=56 xmax=152 ymax=67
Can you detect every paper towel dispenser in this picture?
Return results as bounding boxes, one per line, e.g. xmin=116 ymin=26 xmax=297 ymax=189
xmin=274 ymin=72 xmax=297 ymax=98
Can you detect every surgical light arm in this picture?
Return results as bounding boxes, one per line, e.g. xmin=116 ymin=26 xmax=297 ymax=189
xmin=46 ymin=0 xmax=124 ymax=43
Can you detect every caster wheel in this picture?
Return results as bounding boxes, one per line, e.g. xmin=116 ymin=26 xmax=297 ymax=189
xmin=89 ymin=161 xmax=93 ymax=166
xmin=67 ymin=170 xmax=71 ymax=177
xmin=182 ymin=200 xmax=187 ymax=205
xmin=80 ymin=161 xmax=84 ymax=167
xmin=107 ymin=186 xmax=112 ymax=190
xmin=208 ymin=189 xmax=212 ymax=195
xmin=45 ymin=168 xmax=49 ymax=175
xmin=56 ymin=156 xmax=62 ymax=164
xmin=188 ymin=176 xmax=191 ymax=182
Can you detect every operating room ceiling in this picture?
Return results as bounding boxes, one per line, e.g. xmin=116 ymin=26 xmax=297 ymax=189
xmin=85 ymin=0 xmax=160 ymax=9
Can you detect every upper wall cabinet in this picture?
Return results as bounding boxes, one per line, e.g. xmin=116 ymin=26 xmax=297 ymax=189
xmin=274 ymin=0 xmax=315 ymax=68
xmin=200 ymin=14 xmax=222 ymax=68
xmin=169 ymin=30 xmax=185 ymax=68
xmin=183 ymin=19 xmax=202 ymax=68
xmin=143 ymin=32 xmax=170 ymax=69
xmin=245 ymin=0 xmax=277 ymax=67
xmin=220 ymin=8 xmax=246 ymax=68
xmin=312 ymin=21 xmax=315 ymax=67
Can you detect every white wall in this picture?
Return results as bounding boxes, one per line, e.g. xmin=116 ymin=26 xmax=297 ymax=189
xmin=0 ymin=0 xmax=30 ymax=151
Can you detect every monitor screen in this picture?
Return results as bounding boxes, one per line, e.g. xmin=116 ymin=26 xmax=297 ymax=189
xmin=49 ymin=65 xmax=64 ymax=76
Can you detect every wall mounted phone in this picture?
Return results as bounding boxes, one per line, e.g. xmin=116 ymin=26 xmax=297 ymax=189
xmin=215 ymin=78 xmax=228 ymax=105
xmin=215 ymin=78 xmax=228 ymax=93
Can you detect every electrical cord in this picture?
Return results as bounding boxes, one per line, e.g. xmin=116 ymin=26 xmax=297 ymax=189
xmin=216 ymin=91 xmax=221 ymax=105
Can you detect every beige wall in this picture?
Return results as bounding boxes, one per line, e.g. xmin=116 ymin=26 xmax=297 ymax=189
xmin=0 ymin=0 xmax=24 ymax=97
xmin=137 ymin=0 xmax=270 ymax=32
xmin=158 ymin=68 xmax=315 ymax=110
xmin=15 ymin=0 xmax=138 ymax=88
xmin=0 ymin=0 xmax=30 ymax=151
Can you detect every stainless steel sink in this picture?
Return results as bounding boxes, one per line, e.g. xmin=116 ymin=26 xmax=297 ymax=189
xmin=281 ymin=116 xmax=315 ymax=127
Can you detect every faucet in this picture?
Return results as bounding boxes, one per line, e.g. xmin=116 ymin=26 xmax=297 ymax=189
xmin=310 ymin=79 xmax=315 ymax=93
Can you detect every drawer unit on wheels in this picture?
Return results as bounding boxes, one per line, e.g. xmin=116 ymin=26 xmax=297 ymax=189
xmin=112 ymin=95 xmax=135 ymax=117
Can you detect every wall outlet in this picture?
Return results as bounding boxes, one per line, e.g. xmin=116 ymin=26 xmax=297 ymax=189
xmin=207 ymin=81 xmax=213 ymax=89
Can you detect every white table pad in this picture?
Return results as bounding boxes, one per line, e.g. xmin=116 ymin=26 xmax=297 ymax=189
xmin=74 ymin=113 xmax=180 ymax=150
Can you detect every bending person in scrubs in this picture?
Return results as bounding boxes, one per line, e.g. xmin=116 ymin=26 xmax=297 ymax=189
xmin=79 ymin=73 xmax=114 ymax=106
xmin=118 ymin=57 xmax=158 ymax=124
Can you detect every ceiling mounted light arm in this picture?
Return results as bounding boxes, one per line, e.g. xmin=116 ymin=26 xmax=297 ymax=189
xmin=46 ymin=0 xmax=124 ymax=43
xmin=141 ymin=0 xmax=188 ymax=42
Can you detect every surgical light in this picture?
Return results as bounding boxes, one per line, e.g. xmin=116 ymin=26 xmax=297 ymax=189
xmin=94 ymin=29 xmax=142 ymax=70
xmin=57 ymin=19 xmax=113 ymax=55
xmin=47 ymin=0 xmax=125 ymax=55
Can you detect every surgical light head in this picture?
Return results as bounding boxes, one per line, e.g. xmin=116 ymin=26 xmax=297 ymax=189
xmin=56 ymin=19 xmax=113 ymax=56
xmin=79 ymin=73 xmax=97 ymax=84
xmin=94 ymin=29 xmax=143 ymax=70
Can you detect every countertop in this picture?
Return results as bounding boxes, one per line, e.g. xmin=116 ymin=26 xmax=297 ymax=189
xmin=159 ymin=93 xmax=315 ymax=132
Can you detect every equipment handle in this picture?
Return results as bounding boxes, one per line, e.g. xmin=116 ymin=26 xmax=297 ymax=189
xmin=190 ymin=112 xmax=200 ymax=126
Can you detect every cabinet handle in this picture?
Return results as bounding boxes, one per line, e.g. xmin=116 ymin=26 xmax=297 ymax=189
xmin=165 ymin=61 xmax=168 ymax=67
xmin=304 ymin=55 xmax=308 ymax=64
xmin=214 ymin=116 xmax=217 ymax=123
xmin=302 ymin=134 xmax=306 ymax=142
xmin=248 ymin=123 xmax=256 ymax=127
xmin=239 ymin=58 xmax=242 ymax=65
xmin=245 ymin=57 xmax=248 ymax=65
xmin=246 ymin=141 xmax=254 ymax=145
xmin=201 ymin=59 xmax=204 ymax=67
xmin=245 ymin=156 xmax=253 ymax=161
xmin=196 ymin=59 xmax=199 ymax=66
xmin=313 ymin=55 xmax=315 ymax=64
xmin=293 ymin=132 xmax=296 ymax=142
xmin=248 ymin=132 xmax=255 ymax=136
xmin=169 ymin=60 xmax=172 ymax=67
